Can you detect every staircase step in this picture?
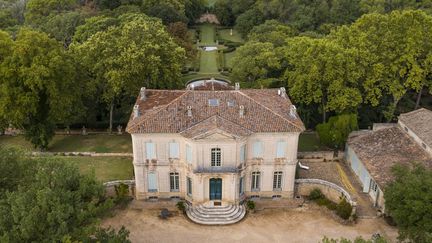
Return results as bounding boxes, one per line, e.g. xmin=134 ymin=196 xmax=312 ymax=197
xmin=186 ymin=204 xmax=246 ymax=225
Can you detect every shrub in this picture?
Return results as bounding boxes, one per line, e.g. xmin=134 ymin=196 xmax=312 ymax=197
xmin=308 ymin=188 xmax=324 ymax=200
xmin=336 ymin=198 xmax=352 ymax=220
xmin=246 ymin=200 xmax=256 ymax=211
xmin=316 ymin=113 xmax=358 ymax=149
xmin=176 ymin=201 xmax=186 ymax=212
xmin=114 ymin=183 xmax=132 ymax=207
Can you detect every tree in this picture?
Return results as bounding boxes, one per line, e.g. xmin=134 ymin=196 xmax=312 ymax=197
xmin=38 ymin=10 xmax=87 ymax=46
xmin=316 ymin=114 xmax=358 ymax=149
xmin=321 ymin=236 xmax=388 ymax=243
xmin=385 ymin=164 xmax=432 ymax=242
xmin=73 ymin=15 xmax=120 ymax=43
xmin=71 ymin=13 xmax=185 ymax=133
xmin=0 ymin=29 xmax=82 ymax=150
xmin=235 ymin=8 xmax=265 ymax=38
xmin=213 ymin=0 xmax=235 ymax=26
xmin=184 ymin=0 xmax=206 ymax=24
xmin=167 ymin=21 xmax=197 ymax=58
xmin=231 ymin=41 xmax=281 ymax=87
xmin=25 ymin=0 xmax=79 ymax=26
xmin=248 ymin=20 xmax=297 ymax=47
xmin=332 ymin=10 xmax=432 ymax=121
xmin=0 ymin=148 xmax=128 ymax=242
xmin=283 ymin=37 xmax=364 ymax=122
xmin=144 ymin=2 xmax=188 ymax=24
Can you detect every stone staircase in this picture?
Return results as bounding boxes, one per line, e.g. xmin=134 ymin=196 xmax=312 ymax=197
xmin=186 ymin=204 xmax=246 ymax=225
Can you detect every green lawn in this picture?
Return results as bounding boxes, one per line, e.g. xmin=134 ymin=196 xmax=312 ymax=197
xmin=55 ymin=156 xmax=134 ymax=182
xmin=218 ymin=28 xmax=244 ymax=43
xmin=0 ymin=134 xmax=132 ymax=153
xmin=200 ymin=24 xmax=216 ymax=45
xmin=199 ymin=50 xmax=219 ymax=73
xmin=298 ymin=133 xmax=326 ymax=152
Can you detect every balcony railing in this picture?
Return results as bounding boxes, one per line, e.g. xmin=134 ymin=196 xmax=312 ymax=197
xmin=194 ymin=166 xmax=239 ymax=174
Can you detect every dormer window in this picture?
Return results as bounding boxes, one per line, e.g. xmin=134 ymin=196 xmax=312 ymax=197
xmin=227 ymin=100 xmax=235 ymax=107
xmin=211 ymin=148 xmax=221 ymax=166
xmin=208 ymin=99 xmax=219 ymax=106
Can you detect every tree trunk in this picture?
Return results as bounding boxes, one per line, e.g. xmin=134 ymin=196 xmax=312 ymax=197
xmin=415 ymin=86 xmax=424 ymax=110
xmin=109 ymin=101 xmax=114 ymax=134
xmin=322 ymin=101 xmax=327 ymax=123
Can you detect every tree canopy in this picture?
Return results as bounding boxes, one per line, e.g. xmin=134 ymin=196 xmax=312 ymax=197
xmin=0 ymin=28 xmax=82 ymax=149
xmin=385 ymin=164 xmax=432 ymax=243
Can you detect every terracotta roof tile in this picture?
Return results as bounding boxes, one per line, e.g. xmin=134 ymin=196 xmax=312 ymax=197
xmin=399 ymin=108 xmax=432 ymax=148
xmin=126 ymin=88 xmax=305 ymax=137
xmin=347 ymin=126 xmax=432 ymax=187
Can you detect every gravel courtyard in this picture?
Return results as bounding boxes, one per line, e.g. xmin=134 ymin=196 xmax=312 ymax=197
xmin=102 ymin=204 xmax=398 ymax=243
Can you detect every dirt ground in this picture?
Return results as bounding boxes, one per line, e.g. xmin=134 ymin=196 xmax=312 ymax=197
xmin=102 ymin=205 xmax=398 ymax=243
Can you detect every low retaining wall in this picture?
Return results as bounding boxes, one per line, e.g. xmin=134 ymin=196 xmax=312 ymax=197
xmin=31 ymin=152 xmax=133 ymax=157
xmin=103 ymin=180 xmax=135 ymax=197
xmin=295 ymin=179 xmax=355 ymax=206
xmin=298 ymin=151 xmax=344 ymax=162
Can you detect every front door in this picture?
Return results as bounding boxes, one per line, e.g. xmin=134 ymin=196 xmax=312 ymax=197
xmin=209 ymin=178 xmax=222 ymax=200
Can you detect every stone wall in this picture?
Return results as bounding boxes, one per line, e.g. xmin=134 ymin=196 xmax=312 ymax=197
xmin=295 ymin=179 xmax=355 ymax=206
xmin=298 ymin=151 xmax=344 ymax=162
xmin=104 ymin=180 xmax=135 ymax=197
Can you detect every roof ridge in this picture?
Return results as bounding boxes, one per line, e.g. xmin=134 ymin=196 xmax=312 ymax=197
xmin=237 ymin=91 xmax=304 ymax=132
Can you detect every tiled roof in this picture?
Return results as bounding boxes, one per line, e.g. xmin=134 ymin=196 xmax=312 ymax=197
xmin=126 ymin=88 xmax=305 ymax=137
xmin=347 ymin=126 xmax=432 ymax=187
xmin=399 ymin=108 xmax=432 ymax=148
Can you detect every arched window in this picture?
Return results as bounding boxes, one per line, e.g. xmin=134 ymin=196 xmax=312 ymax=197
xmin=211 ymin=148 xmax=221 ymax=166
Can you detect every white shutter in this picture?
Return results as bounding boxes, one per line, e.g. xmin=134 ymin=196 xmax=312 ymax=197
xmin=148 ymin=172 xmax=158 ymax=192
xmin=146 ymin=142 xmax=155 ymax=159
xmin=240 ymin=145 xmax=246 ymax=162
xmin=276 ymin=141 xmax=287 ymax=158
xmin=253 ymin=141 xmax=263 ymax=158
xmin=169 ymin=142 xmax=179 ymax=158
xmin=186 ymin=144 xmax=192 ymax=163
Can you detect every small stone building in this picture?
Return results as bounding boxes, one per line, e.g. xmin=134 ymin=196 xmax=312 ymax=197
xmin=345 ymin=108 xmax=432 ymax=211
xmin=126 ymin=81 xmax=305 ymax=208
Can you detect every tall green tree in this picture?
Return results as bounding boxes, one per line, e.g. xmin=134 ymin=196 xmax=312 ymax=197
xmin=25 ymin=0 xmax=79 ymax=26
xmin=0 ymin=29 xmax=81 ymax=150
xmin=231 ymin=41 xmax=281 ymax=87
xmin=71 ymin=13 xmax=185 ymax=133
xmin=316 ymin=114 xmax=358 ymax=149
xmin=235 ymin=8 xmax=265 ymax=38
xmin=247 ymin=20 xmax=297 ymax=47
xmin=332 ymin=10 xmax=432 ymax=120
xmin=283 ymin=37 xmax=364 ymax=122
xmin=385 ymin=164 xmax=432 ymax=242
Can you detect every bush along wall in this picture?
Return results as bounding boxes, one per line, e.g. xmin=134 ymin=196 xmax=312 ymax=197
xmin=308 ymin=188 xmax=355 ymax=222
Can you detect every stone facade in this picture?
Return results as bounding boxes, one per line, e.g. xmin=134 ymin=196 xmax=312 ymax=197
xmin=132 ymin=132 xmax=300 ymax=205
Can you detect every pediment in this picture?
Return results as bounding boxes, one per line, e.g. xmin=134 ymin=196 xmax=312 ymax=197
xmin=193 ymin=129 xmax=237 ymax=140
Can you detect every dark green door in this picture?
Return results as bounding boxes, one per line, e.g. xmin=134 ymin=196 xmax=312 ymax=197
xmin=209 ymin=178 xmax=222 ymax=200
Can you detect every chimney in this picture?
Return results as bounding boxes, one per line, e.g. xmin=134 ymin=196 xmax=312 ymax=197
xmin=239 ymin=105 xmax=245 ymax=117
xmin=140 ymin=87 xmax=146 ymax=101
xmin=279 ymin=87 xmax=287 ymax=98
xmin=187 ymin=106 xmax=192 ymax=117
xmin=133 ymin=104 xmax=140 ymax=119
xmin=289 ymin=105 xmax=297 ymax=118
xmin=235 ymin=83 xmax=240 ymax=90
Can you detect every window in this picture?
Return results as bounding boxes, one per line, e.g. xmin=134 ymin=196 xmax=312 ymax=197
xmin=276 ymin=140 xmax=287 ymax=158
xmin=186 ymin=144 xmax=192 ymax=164
xmin=273 ymin=171 xmax=283 ymax=191
xmin=146 ymin=142 xmax=156 ymax=160
xmin=208 ymin=99 xmax=219 ymax=106
xmin=170 ymin=172 xmax=179 ymax=192
xmin=227 ymin=100 xmax=235 ymax=107
xmin=148 ymin=172 xmax=158 ymax=192
xmin=240 ymin=144 xmax=246 ymax=163
xmin=251 ymin=172 xmax=260 ymax=191
xmin=370 ymin=179 xmax=378 ymax=193
xmin=239 ymin=177 xmax=244 ymax=195
xmin=187 ymin=177 xmax=192 ymax=196
xmin=169 ymin=142 xmax=179 ymax=158
xmin=252 ymin=141 xmax=263 ymax=158
xmin=211 ymin=148 xmax=221 ymax=166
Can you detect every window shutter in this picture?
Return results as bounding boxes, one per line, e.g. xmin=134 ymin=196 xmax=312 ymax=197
xmin=146 ymin=142 xmax=156 ymax=159
xmin=240 ymin=145 xmax=246 ymax=162
xmin=186 ymin=144 xmax=192 ymax=163
xmin=148 ymin=172 xmax=158 ymax=192
xmin=169 ymin=142 xmax=179 ymax=158
xmin=276 ymin=141 xmax=287 ymax=158
xmin=253 ymin=141 xmax=263 ymax=158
